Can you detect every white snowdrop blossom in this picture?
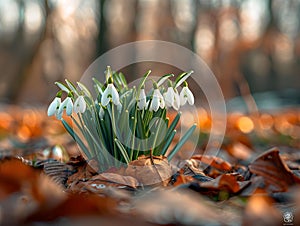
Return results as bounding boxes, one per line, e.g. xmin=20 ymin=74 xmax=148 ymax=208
xmin=164 ymin=87 xmax=174 ymax=108
xmin=101 ymin=83 xmax=120 ymax=106
xmin=73 ymin=96 xmax=86 ymax=113
xmin=173 ymin=89 xmax=181 ymax=110
xmin=180 ymin=83 xmax=194 ymax=106
xmin=149 ymin=89 xmax=165 ymax=112
xmin=47 ymin=97 xmax=61 ymax=116
xmin=58 ymin=96 xmax=73 ymax=116
xmin=48 ymin=67 xmax=197 ymax=167
xmin=163 ymin=87 xmax=180 ymax=110
xmin=137 ymin=89 xmax=147 ymax=110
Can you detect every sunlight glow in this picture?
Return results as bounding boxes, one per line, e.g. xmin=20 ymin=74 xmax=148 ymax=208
xmin=0 ymin=0 xmax=19 ymax=34
xmin=237 ymin=116 xmax=254 ymax=134
xmin=24 ymin=1 xmax=44 ymax=34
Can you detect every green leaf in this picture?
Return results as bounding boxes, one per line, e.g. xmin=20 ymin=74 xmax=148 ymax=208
xmin=77 ymin=82 xmax=92 ymax=99
xmin=157 ymin=73 xmax=174 ymax=87
xmin=65 ymin=79 xmax=79 ymax=96
xmin=114 ymin=138 xmax=130 ymax=164
xmin=174 ymin=70 xmax=193 ymax=88
xmin=167 ymin=124 xmax=196 ymax=161
xmin=61 ymin=119 xmax=91 ymax=159
xmin=137 ymin=70 xmax=151 ymax=96
xmin=113 ymin=72 xmax=128 ymax=90
xmin=166 ymin=112 xmax=181 ymax=138
xmin=136 ymin=110 xmax=146 ymax=139
xmin=118 ymin=72 xmax=128 ymax=88
xmin=92 ymin=77 xmax=104 ymax=94
xmin=55 ymin=81 xmax=70 ymax=93
xmin=152 ymin=116 xmax=168 ymax=155
xmin=161 ymin=129 xmax=176 ymax=156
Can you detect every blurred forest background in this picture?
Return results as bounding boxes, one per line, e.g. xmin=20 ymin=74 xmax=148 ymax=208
xmin=0 ymin=0 xmax=300 ymax=106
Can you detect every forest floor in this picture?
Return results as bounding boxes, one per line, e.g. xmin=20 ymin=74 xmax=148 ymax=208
xmin=0 ymin=105 xmax=299 ymax=225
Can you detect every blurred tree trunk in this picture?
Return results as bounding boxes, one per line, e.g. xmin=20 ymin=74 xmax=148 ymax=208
xmin=96 ymin=0 xmax=107 ymax=56
xmin=12 ymin=0 xmax=50 ymax=103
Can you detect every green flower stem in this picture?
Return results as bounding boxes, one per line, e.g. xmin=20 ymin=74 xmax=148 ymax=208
xmin=134 ymin=143 xmax=141 ymax=160
xmin=114 ymin=138 xmax=130 ymax=164
xmin=83 ymin=125 xmax=108 ymax=171
xmin=49 ymin=68 xmax=197 ymax=170
xmin=103 ymin=110 xmax=113 ymax=155
xmin=80 ymin=112 xmax=109 ymax=167
xmin=61 ymin=119 xmax=91 ymax=159
xmin=72 ymin=115 xmax=95 ymax=158
xmin=111 ymin=104 xmax=118 ymax=164
xmin=130 ymin=107 xmax=138 ymax=161
xmin=152 ymin=119 xmax=162 ymax=156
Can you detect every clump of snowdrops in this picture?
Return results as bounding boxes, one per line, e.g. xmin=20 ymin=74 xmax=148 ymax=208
xmin=47 ymin=66 xmax=196 ymax=171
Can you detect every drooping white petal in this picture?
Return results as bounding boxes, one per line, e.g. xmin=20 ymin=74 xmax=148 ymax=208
xmin=74 ymin=96 xmax=86 ymax=113
xmin=150 ymin=89 xmax=164 ymax=112
xmin=180 ymin=86 xmax=194 ymax=106
xmin=47 ymin=97 xmax=61 ymax=116
xmin=150 ymin=95 xmax=160 ymax=112
xmin=55 ymin=110 xmax=63 ymax=120
xmin=101 ymin=86 xmax=110 ymax=106
xmin=137 ymin=89 xmax=147 ymax=110
xmin=156 ymin=89 xmax=165 ymax=109
xmin=159 ymin=95 xmax=165 ymax=109
xmin=185 ymin=87 xmax=194 ymax=105
xmin=173 ymin=89 xmax=180 ymax=110
xmin=101 ymin=83 xmax=120 ymax=106
xmin=65 ymin=97 xmax=73 ymax=115
xmin=180 ymin=90 xmax=187 ymax=105
xmin=163 ymin=87 xmax=174 ymax=108
xmin=110 ymin=84 xmax=120 ymax=105
xmin=58 ymin=97 xmax=73 ymax=116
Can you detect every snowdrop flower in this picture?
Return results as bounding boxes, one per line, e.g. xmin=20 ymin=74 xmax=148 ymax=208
xmin=101 ymin=79 xmax=120 ymax=106
xmin=47 ymin=96 xmax=61 ymax=116
xmin=58 ymin=96 xmax=73 ymax=117
xmin=137 ymin=88 xmax=147 ymax=110
xmin=149 ymin=89 xmax=165 ymax=112
xmin=163 ymin=86 xmax=180 ymax=111
xmin=73 ymin=95 xmax=86 ymax=113
xmin=173 ymin=89 xmax=181 ymax=110
xmin=180 ymin=82 xmax=194 ymax=106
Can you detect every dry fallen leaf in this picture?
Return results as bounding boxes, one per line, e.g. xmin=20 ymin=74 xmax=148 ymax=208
xmin=200 ymin=173 xmax=250 ymax=193
xmin=191 ymin=154 xmax=232 ymax=171
xmin=91 ymin=173 xmax=140 ymax=188
xmin=0 ymin=159 xmax=66 ymax=225
xmin=66 ymin=159 xmax=98 ymax=186
xmin=172 ymin=169 xmax=197 ymax=186
xmin=125 ymin=155 xmax=172 ymax=186
xmin=249 ymin=147 xmax=300 ymax=192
